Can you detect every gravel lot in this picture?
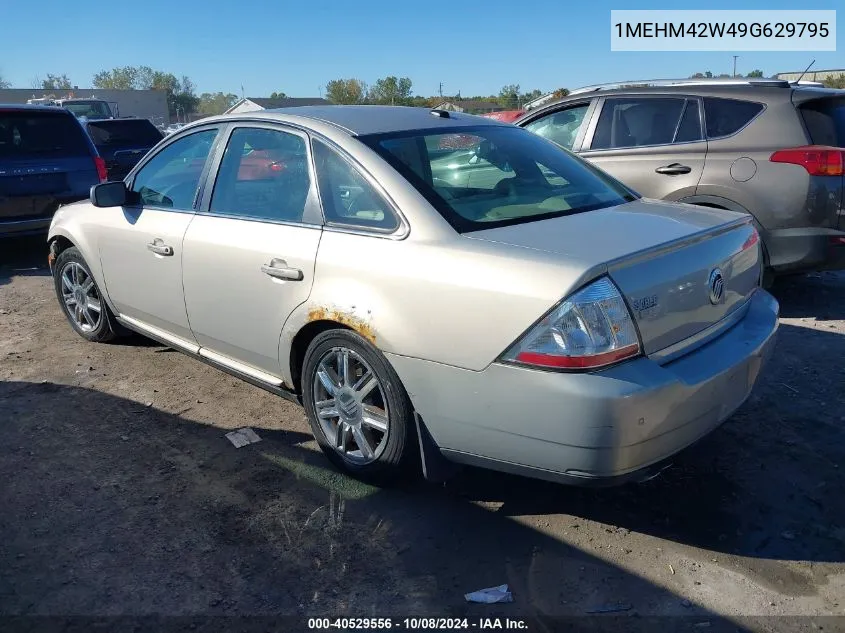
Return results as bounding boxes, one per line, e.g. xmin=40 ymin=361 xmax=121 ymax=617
xmin=1 ymin=235 xmax=844 ymax=632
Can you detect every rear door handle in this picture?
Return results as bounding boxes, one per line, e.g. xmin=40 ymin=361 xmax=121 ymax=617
xmin=261 ymin=259 xmax=303 ymax=281
xmin=655 ymin=163 xmax=692 ymax=175
xmin=146 ymin=240 xmax=173 ymax=256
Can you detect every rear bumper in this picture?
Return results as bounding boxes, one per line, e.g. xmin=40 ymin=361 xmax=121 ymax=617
xmin=765 ymin=227 xmax=845 ymax=273
xmin=0 ymin=195 xmax=87 ymax=238
xmin=0 ymin=216 xmax=52 ymax=237
xmin=387 ymin=289 xmax=779 ymax=486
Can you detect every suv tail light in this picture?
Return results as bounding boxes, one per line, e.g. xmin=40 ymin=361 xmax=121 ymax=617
xmin=770 ymin=146 xmax=844 ymax=176
xmin=93 ymin=156 xmax=108 ymax=182
xmin=501 ymin=277 xmax=641 ymax=370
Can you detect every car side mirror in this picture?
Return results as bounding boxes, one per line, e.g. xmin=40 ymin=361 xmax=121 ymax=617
xmin=90 ymin=181 xmax=131 ymax=207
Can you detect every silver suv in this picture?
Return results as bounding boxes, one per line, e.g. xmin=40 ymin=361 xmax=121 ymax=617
xmin=515 ymin=79 xmax=845 ymax=282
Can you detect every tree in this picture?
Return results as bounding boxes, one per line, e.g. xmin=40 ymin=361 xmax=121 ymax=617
xmin=823 ymin=73 xmax=845 ymax=89
xmin=552 ymin=88 xmax=570 ymax=99
xmin=41 ymin=74 xmax=72 ymax=90
xmin=522 ymin=88 xmax=543 ymax=103
xmin=269 ymin=91 xmax=287 ymax=99
xmin=92 ymin=66 xmax=139 ymax=90
xmin=367 ymin=76 xmax=413 ymax=105
xmin=690 ymin=71 xmax=714 ymax=78
xmin=92 ymin=66 xmax=199 ymax=117
xmin=198 ymin=92 xmax=239 ymax=115
xmin=0 ymin=73 xmax=10 ymax=89
xmin=746 ymin=69 xmax=764 ymax=78
xmin=498 ymin=83 xmax=521 ymax=107
xmin=325 ymin=78 xmax=367 ymax=104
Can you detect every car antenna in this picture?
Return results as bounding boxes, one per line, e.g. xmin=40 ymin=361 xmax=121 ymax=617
xmin=792 ymin=59 xmax=816 ymax=85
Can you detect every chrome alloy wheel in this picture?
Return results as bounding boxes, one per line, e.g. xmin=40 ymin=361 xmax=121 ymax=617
xmin=311 ymin=346 xmax=390 ymax=465
xmin=60 ymin=262 xmax=102 ymax=333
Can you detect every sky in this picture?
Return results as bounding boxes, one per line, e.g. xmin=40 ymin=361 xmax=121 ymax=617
xmin=2 ymin=0 xmax=842 ymax=98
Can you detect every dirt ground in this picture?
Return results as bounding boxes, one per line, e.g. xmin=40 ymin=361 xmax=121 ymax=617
xmin=1 ymin=235 xmax=844 ymax=632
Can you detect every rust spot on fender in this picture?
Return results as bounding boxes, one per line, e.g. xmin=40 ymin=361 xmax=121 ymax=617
xmin=307 ymin=306 xmax=377 ymax=344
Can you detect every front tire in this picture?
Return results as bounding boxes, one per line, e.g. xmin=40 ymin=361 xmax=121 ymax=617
xmin=53 ymin=247 xmax=119 ymax=343
xmin=302 ymin=329 xmax=415 ymax=483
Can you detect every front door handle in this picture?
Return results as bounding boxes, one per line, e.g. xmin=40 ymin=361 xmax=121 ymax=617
xmin=261 ymin=259 xmax=303 ymax=281
xmin=655 ymin=163 xmax=692 ymax=175
xmin=146 ymin=240 xmax=173 ymax=256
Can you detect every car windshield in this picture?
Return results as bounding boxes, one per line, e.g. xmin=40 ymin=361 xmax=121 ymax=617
xmin=362 ymin=125 xmax=636 ymax=232
xmin=86 ymin=120 xmax=163 ymax=147
xmin=62 ymin=101 xmax=111 ymax=118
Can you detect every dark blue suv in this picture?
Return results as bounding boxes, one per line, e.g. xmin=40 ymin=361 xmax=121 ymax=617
xmin=0 ymin=105 xmax=105 ymax=237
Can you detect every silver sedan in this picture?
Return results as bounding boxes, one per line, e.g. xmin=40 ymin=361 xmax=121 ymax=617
xmin=47 ymin=106 xmax=779 ymax=485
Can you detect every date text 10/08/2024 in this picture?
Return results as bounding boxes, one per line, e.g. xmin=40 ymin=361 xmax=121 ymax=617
xmin=307 ymin=618 xmax=529 ymax=630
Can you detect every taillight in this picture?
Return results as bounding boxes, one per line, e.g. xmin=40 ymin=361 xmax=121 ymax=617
xmin=269 ymin=161 xmax=285 ymax=172
xmin=94 ymin=157 xmax=108 ymax=182
xmin=770 ymin=146 xmax=845 ymax=176
xmin=501 ymin=277 xmax=641 ymax=371
xmin=742 ymin=226 xmax=760 ymax=251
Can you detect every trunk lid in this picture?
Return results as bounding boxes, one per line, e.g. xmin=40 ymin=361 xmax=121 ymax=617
xmin=465 ymin=199 xmax=761 ymax=355
xmin=794 ymin=94 xmax=845 ymax=230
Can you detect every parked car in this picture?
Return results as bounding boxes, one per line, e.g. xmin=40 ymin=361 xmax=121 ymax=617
xmin=1 ymin=105 xmax=105 ymax=237
xmin=480 ymin=110 xmax=525 ymax=123
xmin=48 ymin=106 xmax=778 ymax=486
xmin=514 ymin=79 xmax=845 ymax=283
xmin=164 ymin=123 xmax=185 ymax=136
xmin=81 ymin=118 xmax=164 ymax=181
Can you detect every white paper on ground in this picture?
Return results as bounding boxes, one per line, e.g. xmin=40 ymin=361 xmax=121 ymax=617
xmin=225 ymin=427 xmax=262 ymax=448
xmin=464 ymin=584 xmax=513 ymax=604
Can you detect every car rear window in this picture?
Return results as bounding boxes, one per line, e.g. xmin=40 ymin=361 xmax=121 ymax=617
xmin=703 ymin=97 xmax=764 ymax=138
xmin=799 ymin=98 xmax=845 ymax=146
xmin=86 ymin=120 xmax=164 ymax=147
xmin=0 ymin=110 xmax=90 ymax=158
xmin=362 ymin=125 xmax=637 ymax=233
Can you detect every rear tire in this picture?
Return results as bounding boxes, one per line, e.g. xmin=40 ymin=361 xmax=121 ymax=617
xmin=301 ymin=329 xmax=415 ymax=484
xmin=53 ymin=247 xmax=120 ymax=343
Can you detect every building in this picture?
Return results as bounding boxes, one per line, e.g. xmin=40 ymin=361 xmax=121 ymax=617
xmin=432 ymin=100 xmax=505 ymax=114
xmin=0 ymin=88 xmax=169 ymax=125
xmin=774 ymin=68 xmax=845 ymax=83
xmin=225 ymin=97 xmax=332 ymax=114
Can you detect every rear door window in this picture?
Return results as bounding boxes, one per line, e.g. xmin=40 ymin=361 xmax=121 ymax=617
xmin=86 ymin=120 xmax=164 ymax=147
xmin=590 ymin=97 xmax=693 ymax=149
xmin=799 ymin=98 xmax=845 ymax=146
xmin=703 ymin=98 xmax=764 ymax=139
xmin=0 ymin=111 xmax=90 ymax=158
xmin=210 ymin=127 xmax=311 ymax=223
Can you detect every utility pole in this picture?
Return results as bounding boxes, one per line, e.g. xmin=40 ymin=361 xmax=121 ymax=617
xmin=733 ymin=55 xmax=739 ymax=77
xmin=439 ymin=82 xmax=443 ymax=99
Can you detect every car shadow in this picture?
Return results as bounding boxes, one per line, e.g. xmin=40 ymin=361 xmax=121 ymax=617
xmin=0 ymin=380 xmax=756 ymax=630
xmin=0 ymin=235 xmax=50 ymax=288
xmin=771 ymin=271 xmax=845 ymax=320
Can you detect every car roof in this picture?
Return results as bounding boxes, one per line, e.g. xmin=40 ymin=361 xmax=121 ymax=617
xmin=220 ymin=105 xmax=507 ymax=136
xmin=0 ymin=104 xmax=74 ymax=114
xmin=519 ymin=83 xmax=844 ymax=121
